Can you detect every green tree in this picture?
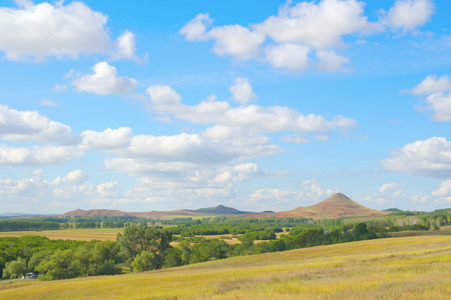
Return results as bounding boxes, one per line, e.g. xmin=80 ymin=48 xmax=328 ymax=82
xmin=131 ymin=251 xmax=157 ymax=272
xmin=117 ymin=225 xmax=171 ymax=269
xmin=28 ymin=250 xmax=54 ymax=272
xmin=2 ymin=258 xmax=27 ymax=278
xmin=36 ymin=249 xmax=78 ymax=280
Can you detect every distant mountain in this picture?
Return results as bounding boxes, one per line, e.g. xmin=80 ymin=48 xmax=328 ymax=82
xmin=59 ymin=205 xmax=262 ymax=219
xmin=248 ymin=193 xmax=390 ymax=219
xmin=59 ymin=194 xmax=388 ymax=220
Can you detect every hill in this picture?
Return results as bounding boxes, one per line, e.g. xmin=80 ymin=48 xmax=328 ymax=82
xmin=59 ymin=205 xmax=263 ymax=219
xmin=1 ymin=235 xmax=450 ymax=299
xmin=250 ymin=193 xmax=390 ymax=219
xmin=60 ymin=193 xmax=385 ymax=220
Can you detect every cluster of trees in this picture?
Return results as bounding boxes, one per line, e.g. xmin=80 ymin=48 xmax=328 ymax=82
xmin=0 ymin=219 xmax=60 ymax=231
xmin=1 ymin=226 xmax=172 ymax=280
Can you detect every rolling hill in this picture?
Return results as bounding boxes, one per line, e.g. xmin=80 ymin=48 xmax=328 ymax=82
xmin=59 ymin=193 xmax=387 ymax=220
xmin=59 ymin=205 xmax=267 ymax=219
xmin=1 ymin=235 xmax=450 ymax=299
xmin=248 ymin=193 xmax=390 ymax=219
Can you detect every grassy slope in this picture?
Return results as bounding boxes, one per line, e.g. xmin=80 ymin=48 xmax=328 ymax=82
xmin=1 ymin=235 xmax=451 ymax=299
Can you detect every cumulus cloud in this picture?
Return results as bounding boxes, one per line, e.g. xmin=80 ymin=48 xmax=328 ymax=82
xmin=379 ymin=182 xmax=403 ymax=197
xmin=432 ymin=179 xmax=451 ymax=197
xmin=0 ymin=105 xmax=77 ymax=144
xmin=111 ymin=30 xmax=137 ymax=60
xmin=0 ymin=145 xmax=83 ymax=166
xmin=381 ymin=137 xmax=451 ymax=178
xmin=180 ymin=14 xmax=265 ymax=60
xmin=407 ymin=75 xmax=451 ymax=122
xmin=383 ymin=0 xmax=435 ymax=33
xmin=229 ymin=78 xmax=257 ymax=104
xmin=181 ymin=0 xmax=434 ymax=72
xmin=264 ymin=43 xmax=311 ymax=71
xmin=208 ymin=25 xmax=265 ymax=60
xmin=253 ymin=0 xmax=371 ymax=49
xmin=110 ymin=133 xmax=281 ymax=166
xmin=145 ymin=84 xmax=356 ymax=137
xmin=81 ymin=127 xmax=133 ymax=150
xmin=248 ymin=179 xmax=336 ymax=210
xmin=0 ymin=1 xmax=111 ymax=62
xmin=73 ymin=62 xmax=138 ymax=96
xmin=0 ymin=169 xmax=120 ymax=211
xmin=421 ymin=93 xmax=451 ymax=122
xmin=146 ymin=85 xmax=182 ymax=105
xmin=201 ymin=125 xmax=269 ymax=146
xmin=316 ymin=50 xmax=350 ymax=72
xmin=179 ymin=13 xmax=212 ymax=41
xmin=409 ymin=75 xmax=451 ymax=95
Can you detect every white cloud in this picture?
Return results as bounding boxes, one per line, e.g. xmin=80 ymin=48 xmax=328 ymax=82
xmin=246 ymin=179 xmax=336 ymax=210
xmin=181 ymin=0 xmax=434 ymax=72
xmin=379 ymin=182 xmax=404 ymax=193
xmin=0 ymin=105 xmax=77 ymax=144
xmin=407 ymin=75 xmax=451 ymax=122
xmin=73 ymin=62 xmax=138 ymax=96
xmin=145 ymin=85 xmax=356 ymax=136
xmin=264 ymin=43 xmax=311 ymax=71
xmin=381 ymin=137 xmax=451 ymax=178
xmin=146 ymin=85 xmax=182 ymax=105
xmin=0 ymin=145 xmax=83 ymax=166
xmin=421 ymin=92 xmax=451 ymax=122
xmin=51 ymin=170 xmax=88 ymax=185
xmin=40 ymin=99 xmax=56 ymax=106
xmin=208 ymin=25 xmax=265 ymax=60
xmin=229 ymin=78 xmax=257 ymax=104
xmin=112 ymin=30 xmax=137 ymax=60
xmin=300 ymin=179 xmax=336 ymax=200
xmin=179 ymin=13 xmax=212 ymax=41
xmin=81 ymin=127 xmax=133 ymax=150
xmin=201 ymin=125 xmax=269 ymax=146
xmin=384 ymin=0 xmax=435 ymax=33
xmin=253 ymin=0 xmax=371 ymax=49
xmin=379 ymin=183 xmax=403 ymax=197
xmin=180 ymin=14 xmax=265 ymax=60
xmin=0 ymin=1 xmax=111 ymax=62
xmin=111 ymin=133 xmax=281 ymax=165
xmin=316 ymin=50 xmax=350 ymax=72
xmin=409 ymin=75 xmax=451 ymax=95
xmin=432 ymin=179 xmax=451 ymax=197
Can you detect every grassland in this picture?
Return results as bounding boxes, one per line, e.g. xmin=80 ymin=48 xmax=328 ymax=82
xmin=1 ymin=235 xmax=450 ymax=299
xmin=0 ymin=228 xmax=123 ymax=241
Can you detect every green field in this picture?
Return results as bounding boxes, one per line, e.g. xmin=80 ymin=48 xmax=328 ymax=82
xmin=1 ymin=235 xmax=450 ymax=299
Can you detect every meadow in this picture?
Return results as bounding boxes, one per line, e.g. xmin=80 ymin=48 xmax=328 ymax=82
xmin=1 ymin=235 xmax=450 ymax=299
xmin=0 ymin=228 xmax=123 ymax=241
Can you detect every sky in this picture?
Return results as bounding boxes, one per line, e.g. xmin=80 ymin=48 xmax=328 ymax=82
xmin=1 ymin=0 xmax=451 ymax=214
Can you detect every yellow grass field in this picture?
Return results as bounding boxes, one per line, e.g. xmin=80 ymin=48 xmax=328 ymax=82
xmin=0 ymin=229 xmax=123 ymax=241
xmin=1 ymin=235 xmax=450 ymax=299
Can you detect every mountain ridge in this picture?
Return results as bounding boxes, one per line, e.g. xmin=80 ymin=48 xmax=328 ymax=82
xmin=59 ymin=193 xmax=388 ymax=219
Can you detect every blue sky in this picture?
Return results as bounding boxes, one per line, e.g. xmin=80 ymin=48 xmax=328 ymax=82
xmin=1 ymin=0 xmax=451 ymax=214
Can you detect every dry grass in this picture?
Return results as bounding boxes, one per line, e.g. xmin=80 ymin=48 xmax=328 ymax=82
xmin=1 ymin=235 xmax=451 ymax=299
xmin=0 ymin=229 xmax=123 ymax=241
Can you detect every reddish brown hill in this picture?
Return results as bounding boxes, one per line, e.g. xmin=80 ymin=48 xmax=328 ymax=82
xmin=60 ymin=194 xmax=388 ymax=220
xmin=249 ymin=193 xmax=390 ymax=220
